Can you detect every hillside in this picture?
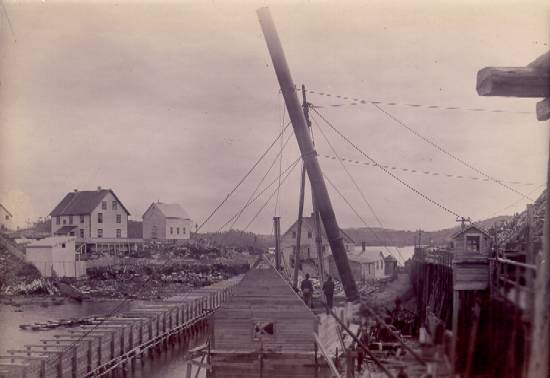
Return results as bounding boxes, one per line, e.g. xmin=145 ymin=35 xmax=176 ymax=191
xmin=344 ymin=215 xmax=512 ymax=247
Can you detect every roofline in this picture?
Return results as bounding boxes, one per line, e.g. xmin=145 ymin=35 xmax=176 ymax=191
xmin=142 ymin=202 xmax=191 ymax=220
xmin=0 ymin=203 xmax=12 ymax=217
xmin=49 ymin=189 xmax=131 ymax=217
xmin=281 ymin=217 xmax=354 ymax=243
xmin=451 ymin=224 xmax=490 ymax=239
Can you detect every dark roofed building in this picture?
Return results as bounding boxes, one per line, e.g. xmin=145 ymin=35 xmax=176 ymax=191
xmin=49 ymin=187 xmax=130 ymax=240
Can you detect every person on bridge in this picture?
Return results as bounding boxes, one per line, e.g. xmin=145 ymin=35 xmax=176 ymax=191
xmin=300 ymin=274 xmax=313 ymax=308
xmin=322 ymin=275 xmax=335 ymax=313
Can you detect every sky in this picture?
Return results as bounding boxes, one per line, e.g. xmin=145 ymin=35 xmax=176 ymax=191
xmin=0 ymin=0 xmax=549 ymax=234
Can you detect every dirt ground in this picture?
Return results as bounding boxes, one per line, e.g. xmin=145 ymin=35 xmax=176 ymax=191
xmin=362 ymin=273 xmax=416 ymax=313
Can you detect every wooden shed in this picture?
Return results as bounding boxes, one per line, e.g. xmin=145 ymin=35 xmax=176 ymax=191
xmin=209 ymin=258 xmax=330 ymax=378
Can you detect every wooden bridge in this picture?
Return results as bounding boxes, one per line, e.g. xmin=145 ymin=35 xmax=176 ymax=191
xmin=0 ymin=276 xmax=241 ymax=378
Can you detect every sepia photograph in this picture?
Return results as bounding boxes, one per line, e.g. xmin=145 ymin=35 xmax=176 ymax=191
xmin=0 ymin=1 xmax=549 ymax=377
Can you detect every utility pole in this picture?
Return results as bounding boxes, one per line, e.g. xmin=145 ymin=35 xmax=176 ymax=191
xmin=302 ymin=84 xmax=326 ymax=284
xmin=273 ymin=217 xmax=281 ymax=271
xmin=257 ymin=7 xmax=359 ymax=301
xmin=293 ymin=164 xmax=306 ymax=288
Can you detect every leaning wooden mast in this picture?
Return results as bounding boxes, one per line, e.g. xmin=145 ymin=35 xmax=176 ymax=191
xmin=257 ymin=7 xmax=359 ymax=301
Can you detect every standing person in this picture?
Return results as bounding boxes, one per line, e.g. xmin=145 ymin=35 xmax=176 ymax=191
xmin=300 ymin=273 xmax=313 ymax=308
xmin=322 ymin=275 xmax=335 ymax=313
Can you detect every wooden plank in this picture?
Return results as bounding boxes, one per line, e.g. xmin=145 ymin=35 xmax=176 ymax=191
xmin=476 ymin=66 xmax=549 ymax=97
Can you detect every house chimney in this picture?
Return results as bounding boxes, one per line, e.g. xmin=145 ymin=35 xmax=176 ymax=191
xmin=97 ymin=186 xmax=102 ymax=191
xmin=362 ymin=241 xmax=366 ymax=252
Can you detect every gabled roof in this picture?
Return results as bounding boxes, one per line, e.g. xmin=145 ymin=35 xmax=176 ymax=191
xmin=0 ymin=203 xmax=12 ymax=217
xmin=143 ymin=202 xmax=191 ymax=220
xmin=348 ymin=248 xmax=385 ymax=264
xmin=281 ymin=216 xmax=355 ymax=244
xmin=49 ymin=189 xmax=130 ymax=216
xmin=451 ymin=224 xmax=490 ymax=240
xmin=54 ymin=225 xmax=77 ymax=235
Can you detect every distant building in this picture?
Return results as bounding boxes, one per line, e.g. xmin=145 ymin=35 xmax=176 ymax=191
xmin=384 ymin=254 xmax=398 ymax=276
xmin=280 ymin=214 xmax=355 ymax=276
xmin=49 ymin=187 xmax=130 ymax=240
xmin=25 ymin=236 xmax=85 ymax=278
xmin=329 ymin=246 xmax=386 ymax=283
xmin=142 ymin=202 xmax=192 ymax=241
xmin=0 ymin=203 xmax=13 ymax=231
xmin=450 ymin=225 xmax=491 ymax=255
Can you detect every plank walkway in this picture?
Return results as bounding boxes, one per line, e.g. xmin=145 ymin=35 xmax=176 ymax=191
xmin=0 ymin=276 xmax=241 ymax=378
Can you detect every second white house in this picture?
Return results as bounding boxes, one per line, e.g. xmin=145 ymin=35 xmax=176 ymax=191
xmin=142 ymin=202 xmax=193 ymax=241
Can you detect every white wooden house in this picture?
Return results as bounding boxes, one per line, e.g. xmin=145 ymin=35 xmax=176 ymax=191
xmin=329 ymin=246 xmax=386 ymax=283
xmin=49 ymin=187 xmax=130 ymax=240
xmin=25 ymin=236 xmax=86 ymax=278
xmin=142 ymin=202 xmax=193 ymax=241
xmin=280 ymin=214 xmax=355 ymax=277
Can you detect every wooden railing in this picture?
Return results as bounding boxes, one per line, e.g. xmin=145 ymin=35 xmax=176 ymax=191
xmin=0 ymin=277 xmax=241 ymax=378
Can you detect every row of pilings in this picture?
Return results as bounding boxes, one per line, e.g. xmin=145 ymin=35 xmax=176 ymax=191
xmin=410 ymin=257 xmax=530 ymax=377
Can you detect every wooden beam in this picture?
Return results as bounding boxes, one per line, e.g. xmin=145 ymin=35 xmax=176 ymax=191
xmin=476 ymin=66 xmax=549 ymax=97
xmin=313 ymin=333 xmax=342 ymax=378
xmin=536 ymin=98 xmax=550 ymax=121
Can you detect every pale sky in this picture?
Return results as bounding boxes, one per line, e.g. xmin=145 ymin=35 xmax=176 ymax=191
xmin=1 ymin=0 xmax=549 ymax=234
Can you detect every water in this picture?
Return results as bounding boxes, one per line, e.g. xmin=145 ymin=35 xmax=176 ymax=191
xmin=0 ymin=300 xmax=201 ymax=377
xmin=353 ymin=245 xmax=415 ymax=265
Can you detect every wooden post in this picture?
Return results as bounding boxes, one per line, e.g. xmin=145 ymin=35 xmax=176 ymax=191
xmin=313 ymin=200 xmax=325 ymax=285
xmin=528 ymin=142 xmax=550 ymax=378
xmin=257 ymin=6 xmax=358 ymax=301
xmin=294 ymin=163 xmax=306 ymax=288
xmin=274 ymin=216 xmax=281 ymax=271
xmin=452 ymin=290 xmax=460 ymax=373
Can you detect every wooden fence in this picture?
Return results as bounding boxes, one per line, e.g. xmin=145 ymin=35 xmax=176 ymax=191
xmin=0 ymin=277 xmax=241 ymax=378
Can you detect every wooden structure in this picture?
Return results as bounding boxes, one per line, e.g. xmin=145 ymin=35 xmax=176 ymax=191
xmin=477 ymin=50 xmax=549 ymax=378
xmin=0 ymin=277 xmax=240 ymax=378
xmin=209 ymin=259 xmax=330 ymax=378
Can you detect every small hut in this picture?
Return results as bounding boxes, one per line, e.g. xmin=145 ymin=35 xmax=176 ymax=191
xmin=209 ymin=257 xmax=331 ymax=378
xmin=451 ymin=225 xmax=491 ymax=255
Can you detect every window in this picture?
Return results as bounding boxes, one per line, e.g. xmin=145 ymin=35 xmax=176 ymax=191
xmin=152 ymin=226 xmax=157 ymax=239
xmin=80 ymin=215 xmax=84 ymax=223
xmin=112 ymin=201 xmax=117 ymax=210
xmin=80 ymin=229 xmax=84 ymax=238
xmin=4 ymin=215 xmax=8 ymax=220
xmin=177 ymin=227 xmax=180 ymax=235
xmin=101 ymin=201 xmax=107 ymax=210
xmin=56 ymin=216 xmax=60 ymax=225
xmin=308 ymin=231 xmax=312 ymax=239
xmin=98 ymin=229 xmax=103 ymax=238
xmin=69 ymin=215 xmax=73 ymax=224
xmin=466 ymin=235 xmax=481 ymax=252
xmin=98 ymin=213 xmax=103 ymax=223
xmin=183 ymin=227 xmax=186 ymax=234
xmin=116 ymin=229 xmax=121 ymax=238
xmin=170 ymin=227 xmax=173 ymax=235
xmin=292 ymin=231 xmax=296 ymax=238
xmin=61 ymin=243 xmax=66 ymax=248
xmin=307 ymin=247 xmax=310 ymax=258
xmin=69 ymin=232 xmax=74 ymax=236
xmin=116 ymin=214 xmax=121 ymax=224
xmin=63 ymin=218 xmax=67 ymax=225
xmin=253 ymin=321 xmax=275 ymax=340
